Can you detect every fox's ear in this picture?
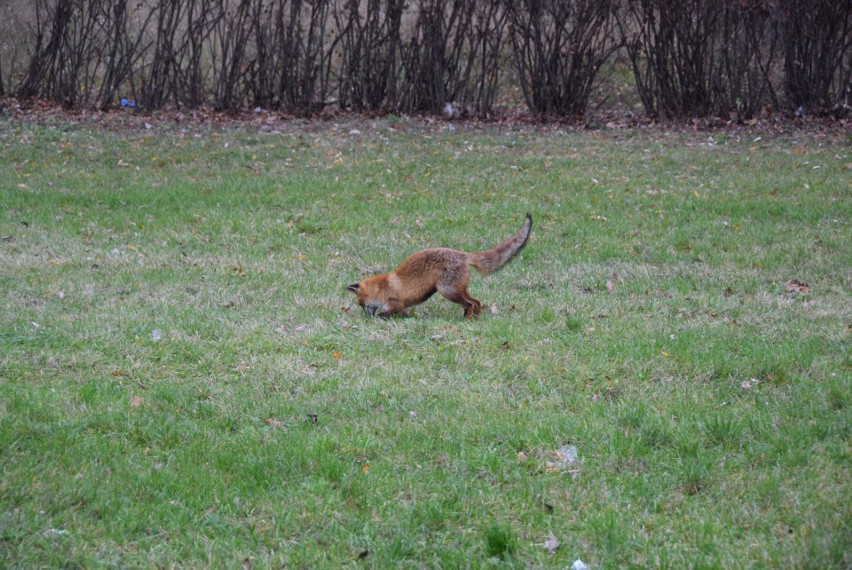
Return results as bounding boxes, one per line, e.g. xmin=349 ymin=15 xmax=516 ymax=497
xmin=346 ymin=283 xmax=360 ymax=293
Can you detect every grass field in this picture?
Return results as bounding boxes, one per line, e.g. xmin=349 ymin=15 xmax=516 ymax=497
xmin=0 ymin=116 xmax=849 ymax=568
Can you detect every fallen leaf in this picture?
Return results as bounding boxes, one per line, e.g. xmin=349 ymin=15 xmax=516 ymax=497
xmin=724 ymin=287 xmax=734 ymax=297
xmin=233 ymin=266 xmax=246 ymax=277
xmin=785 ymin=279 xmax=810 ymax=294
xmin=131 ymin=395 xmax=144 ymax=408
xmin=332 ymin=351 xmax=342 ymax=359
xmin=111 ymin=370 xmax=128 ymax=377
xmin=361 ymin=463 xmax=370 ymax=474
xmin=264 ymin=418 xmax=283 ymax=428
xmin=606 ymin=279 xmax=614 ymax=294
xmin=659 ymin=350 xmax=670 ymax=357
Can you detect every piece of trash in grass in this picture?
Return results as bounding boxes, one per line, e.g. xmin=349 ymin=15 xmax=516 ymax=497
xmin=556 ymin=445 xmax=578 ymax=465
xmin=546 ymin=444 xmax=579 ymax=473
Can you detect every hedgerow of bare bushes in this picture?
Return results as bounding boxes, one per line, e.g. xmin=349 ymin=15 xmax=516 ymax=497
xmin=1 ymin=0 xmax=849 ymax=119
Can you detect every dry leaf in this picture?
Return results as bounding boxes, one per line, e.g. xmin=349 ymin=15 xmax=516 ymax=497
xmin=332 ymin=351 xmax=342 ymax=359
xmin=785 ymin=279 xmax=810 ymax=294
xmin=130 ymin=395 xmax=144 ymax=408
xmin=606 ymin=279 xmax=614 ymax=294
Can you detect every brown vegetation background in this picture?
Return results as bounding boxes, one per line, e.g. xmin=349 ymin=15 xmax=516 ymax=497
xmin=0 ymin=0 xmax=849 ymax=119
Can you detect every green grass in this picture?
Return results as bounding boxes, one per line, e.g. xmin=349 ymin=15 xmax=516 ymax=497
xmin=0 ymin=117 xmax=849 ymax=568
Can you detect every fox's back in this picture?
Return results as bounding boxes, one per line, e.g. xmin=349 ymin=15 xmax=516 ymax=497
xmin=395 ymin=248 xmax=470 ymax=284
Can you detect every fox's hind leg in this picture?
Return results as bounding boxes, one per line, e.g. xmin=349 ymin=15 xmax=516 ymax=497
xmin=438 ymin=285 xmax=482 ymax=318
xmin=436 ymin=263 xmax=482 ymax=318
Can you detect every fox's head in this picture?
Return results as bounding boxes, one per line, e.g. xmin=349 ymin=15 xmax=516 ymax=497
xmin=346 ymin=277 xmax=398 ymax=318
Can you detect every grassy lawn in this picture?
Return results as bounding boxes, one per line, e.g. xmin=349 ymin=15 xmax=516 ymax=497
xmin=0 ymin=116 xmax=849 ymax=568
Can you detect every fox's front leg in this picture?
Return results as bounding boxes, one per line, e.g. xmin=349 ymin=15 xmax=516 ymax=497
xmin=378 ymin=298 xmax=403 ymax=319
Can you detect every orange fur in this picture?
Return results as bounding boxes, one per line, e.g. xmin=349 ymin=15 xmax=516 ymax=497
xmin=347 ymin=214 xmax=532 ymax=318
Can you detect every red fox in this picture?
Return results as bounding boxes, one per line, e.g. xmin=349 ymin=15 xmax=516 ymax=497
xmin=346 ymin=214 xmax=532 ymax=318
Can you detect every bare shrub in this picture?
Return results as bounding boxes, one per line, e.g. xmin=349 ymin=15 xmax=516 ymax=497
xmin=210 ymin=0 xmax=255 ymax=112
xmin=1 ymin=1 xmax=40 ymax=97
xmin=507 ymin=0 xmax=620 ymax=117
xmin=272 ymin=0 xmax=336 ymax=115
xmin=140 ymin=0 xmax=222 ymax=109
xmin=333 ymin=0 xmax=405 ymax=113
xmin=779 ymin=0 xmax=851 ymax=115
xmin=17 ymin=0 xmax=150 ymax=109
xmin=398 ymin=0 xmax=508 ymax=116
xmin=618 ymin=0 xmax=728 ymax=118
xmin=719 ymin=1 xmax=780 ymax=118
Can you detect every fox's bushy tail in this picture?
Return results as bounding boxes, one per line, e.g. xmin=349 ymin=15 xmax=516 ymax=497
xmin=469 ymin=214 xmax=532 ymax=275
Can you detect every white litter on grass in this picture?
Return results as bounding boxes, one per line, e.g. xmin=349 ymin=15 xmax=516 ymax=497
xmin=151 ymin=329 xmax=162 ymax=342
xmin=45 ymin=529 xmax=69 ymax=536
xmin=557 ymin=444 xmax=578 ymax=466
xmin=571 ymin=559 xmax=589 ymax=570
